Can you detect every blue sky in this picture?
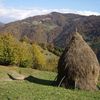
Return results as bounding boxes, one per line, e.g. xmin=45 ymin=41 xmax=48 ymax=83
xmin=4 ymin=0 xmax=100 ymax=12
xmin=0 ymin=0 xmax=100 ymax=23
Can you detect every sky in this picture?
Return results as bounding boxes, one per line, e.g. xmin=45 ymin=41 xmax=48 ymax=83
xmin=0 ymin=0 xmax=100 ymax=23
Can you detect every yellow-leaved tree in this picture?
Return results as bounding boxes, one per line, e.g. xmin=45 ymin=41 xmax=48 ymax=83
xmin=0 ymin=34 xmax=20 ymax=65
xmin=32 ymin=43 xmax=46 ymax=70
xmin=18 ymin=42 xmax=33 ymax=68
xmin=0 ymin=34 xmax=33 ymax=68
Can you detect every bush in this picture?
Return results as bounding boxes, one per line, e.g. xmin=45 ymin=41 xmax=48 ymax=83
xmin=47 ymin=44 xmax=64 ymax=56
xmin=0 ymin=34 xmax=19 ymax=65
xmin=46 ymin=58 xmax=58 ymax=72
xmin=32 ymin=44 xmax=46 ymax=70
xmin=0 ymin=34 xmax=33 ymax=67
xmin=0 ymin=34 xmax=58 ymax=71
xmin=19 ymin=42 xmax=33 ymax=68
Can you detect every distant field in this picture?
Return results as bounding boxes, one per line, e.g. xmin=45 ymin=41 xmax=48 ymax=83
xmin=0 ymin=66 xmax=100 ymax=100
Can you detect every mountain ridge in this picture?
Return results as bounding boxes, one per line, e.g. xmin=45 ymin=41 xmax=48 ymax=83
xmin=0 ymin=12 xmax=89 ymax=44
xmin=0 ymin=12 xmax=100 ymax=60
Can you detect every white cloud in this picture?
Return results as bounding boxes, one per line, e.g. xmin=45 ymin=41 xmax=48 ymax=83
xmin=76 ymin=11 xmax=100 ymax=16
xmin=0 ymin=6 xmax=100 ymax=23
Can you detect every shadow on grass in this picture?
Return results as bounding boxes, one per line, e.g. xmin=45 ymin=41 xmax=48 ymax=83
xmin=24 ymin=75 xmax=57 ymax=86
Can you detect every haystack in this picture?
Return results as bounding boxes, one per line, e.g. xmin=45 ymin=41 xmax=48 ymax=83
xmin=57 ymin=32 xmax=100 ymax=91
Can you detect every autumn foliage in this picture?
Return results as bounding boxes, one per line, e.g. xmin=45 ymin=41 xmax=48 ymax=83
xmin=0 ymin=34 xmax=58 ymax=71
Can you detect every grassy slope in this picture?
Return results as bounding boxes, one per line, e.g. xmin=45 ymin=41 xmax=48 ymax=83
xmin=0 ymin=66 xmax=100 ymax=100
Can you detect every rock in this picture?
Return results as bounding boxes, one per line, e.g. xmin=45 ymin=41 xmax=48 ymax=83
xmin=7 ymin=71 xmax=26 ymax=80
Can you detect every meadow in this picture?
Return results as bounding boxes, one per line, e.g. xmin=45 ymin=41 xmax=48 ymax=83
xmin=0 ymin=66 xmax=100 ymax=100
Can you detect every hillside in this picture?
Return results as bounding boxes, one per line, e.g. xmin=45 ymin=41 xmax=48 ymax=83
xmin=0 ymin=12 xmax=100 ymax=46
xmin=0 ymin=33 xmax=59 ymax=71
xmin=0 ymin=12 xmax=100 ymax=61
xmin=0 ymin=12 xmax=84 ymax=45
xmin=0 ymin=66 xmax=100 ymax=100
xmin=0 ymin=22 xmax=4 ymax=28
xmin=0 ymin=22 xmax=4 ymax=25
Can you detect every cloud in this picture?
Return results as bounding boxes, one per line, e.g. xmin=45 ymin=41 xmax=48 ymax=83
xmin=76 ymin=11 xmax=100 ymax=16
xmin=0 ymin=6 xmax=100 ymax=23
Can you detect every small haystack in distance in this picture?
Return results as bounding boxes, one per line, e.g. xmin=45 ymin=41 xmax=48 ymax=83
xmin=57 ymin=32 xmax=100 ymax=91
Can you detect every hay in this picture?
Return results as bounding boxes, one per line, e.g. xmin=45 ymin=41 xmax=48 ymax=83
xmin=57 ymin=32 xmax=100 ymax=91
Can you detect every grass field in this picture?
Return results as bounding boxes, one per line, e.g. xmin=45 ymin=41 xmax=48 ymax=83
xmin=0 ymin=66 xmax=100 ymax=100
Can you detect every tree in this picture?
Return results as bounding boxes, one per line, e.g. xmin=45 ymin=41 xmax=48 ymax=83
xmin=19 ymin=42 xmax=33 ymax=68
xmin=20 ymin=35 xmax=31 ymax=43
xmin=32 ymin=43 xmax=46 ymax=70
xmin=0 ymin=34 xmax=33 ymax=68
xmin=0 ymin=34 xmax=20 ymax=65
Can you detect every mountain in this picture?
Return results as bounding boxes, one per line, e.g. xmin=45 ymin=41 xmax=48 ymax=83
xmin=0 ymin=12 xmax=100 ymax=61
xmin=0 ymin=22 xmax=4 ymax=28
xmin=0 ymin=12 xmax=85 ymax=44
xmin=0 ymin=22 xmax=4 ymax=25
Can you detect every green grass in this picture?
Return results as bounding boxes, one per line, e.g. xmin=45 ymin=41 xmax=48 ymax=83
xmin=0 ymin=66 xmax=100 ymax=100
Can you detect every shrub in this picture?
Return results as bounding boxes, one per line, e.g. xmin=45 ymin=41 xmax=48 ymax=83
xmin=0 ymin=34 xmax=58 ymax=71
xmin=0 ymin=34 xmax=20 ymax=65
xmin=20 ymin=35 xmax=31 ymax=43
xmin=19 ymin=42 xmax=33 ymax=68
xmin=0 ymin=34 xmax=33 ymax=67
xmin=32 ymin=44 xmax=46 ymax=70
xmin=46 ymin=58 xmax=58 ymax=72
xmin=47 ymin=44 xmax=64 ymax=56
